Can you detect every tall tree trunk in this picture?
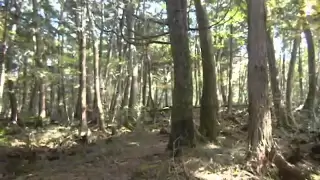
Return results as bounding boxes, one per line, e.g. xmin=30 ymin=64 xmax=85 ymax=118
xmin=32 ymin=0 xmax=46 ymax=124
xmin=146 ymin=55 xmax=155 ymax=110
xmin=87 ymin=0 xmax=105 ymax=131
xmin=286 ymin=36 xmax=300 ymax=127
xmin=246 ymin=0 xmax=273 ymax=166
xmin=21 ymin=57 xmax=28 ymax=113
xmin=0 ymin=0 xmax=10 ymax=116
xmin=7 ymin=3 xmax=20 ymax=125
xmin=57 ymin=35 xmax=68 ymax=122
xmin=298 ymin=44 xmax=304 ymax=104
xmin=266 ymin=29 xmax=289 ymax=128
xmin=142 ymin=49 xmax=148 ymax=106
xmin=237 ymin=59 xmax=242 ymax=104
xmin=77 ymin=0 xmax=88 ymax=135
xmin=166 ymin=0 xmax=195 ymax=151
xmin=302 ymin=28 xmax=316 ymax=115
xmin=7 ymin=46 xmax=19 ymax=125
xmin=194 ymin=0 xmax=219 ymax=142
xmin=194 ymin=44 xmax=199 ymax=106
xmin=126 ymin=3 xmax=138 ymax=128
xmin=29 ymin=82 xmax=38 ymax=115
xmin=281 ymin=48 xmax=286 ymax=93
xmin=227 ymin=25 xmax=233 ymax=113
xmin=216 ymin=49 xmax=226 ymax=105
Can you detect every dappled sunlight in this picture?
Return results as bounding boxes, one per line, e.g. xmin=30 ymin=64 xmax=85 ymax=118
xmin=0 ymin=107 xmax=319 ymax=179
xmin=127 ymin=141 xmax=140 ymax=146
xmin=0 ymin=0 xmax=319 ymax=178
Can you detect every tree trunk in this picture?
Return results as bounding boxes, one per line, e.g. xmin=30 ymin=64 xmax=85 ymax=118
xmin=227 ymin=25 xmax=233 ymax=114
xmin=246 ymin=0 xmax=272 ymax=168
xmin=77 ymin=0 xmax=88 ymax=135
xmin=0 ymin=0 xmax=10 ymax=116
xmin=21 ymin=57 xmax=28 ymax=113
xmin=7 ymin=47 xmax=19 ymax=125
xmin=7 ymin=4 xmax=20 ymax=125
xmin=302 ymin=28 xmax=316 ymax=115
xmin=126 ymin=3 xmax=138 ymax=128
xmin=87 ymin=0 xmax=105 ymax=131
xmin=166 ymin=0 xmax=195 ymax=151
xmin=32 ymin=0 xmax=46 ymax=124
xmin=298 ymin=44 xmax=304 ymax=104
xmin=286 ymin=36 xmax=300 ymax=126
xmin=194 ymin=45 xmax=199 ymax=106
xmin=281 ymin=50 xmax=286 ymax=93
xmin=266 ymin=29 xmax=289 ymax=128
xmin=194 ymin=0 xmax=219 ymax=142
xmin=142 ymin=52 xmax=148 ymax=106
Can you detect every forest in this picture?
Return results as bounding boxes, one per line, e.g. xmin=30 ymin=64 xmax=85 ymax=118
xmin=0 ymin=0 xmax=319 ymax=179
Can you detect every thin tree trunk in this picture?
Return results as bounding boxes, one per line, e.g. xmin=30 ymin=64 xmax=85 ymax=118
xmin=7 ymin=3 xmax=20 ymax=125
xmin=126 ymin=3 xmax=138 ymax=128
xmin=298 ymin=43 xmax=304 ymax=104
xmin=227 ymin=24 xmax=233 ymax=113
xmin=286 ymin=36 xmax=300 ymax=126
xmin=0 ymin=0 xmax=10 ymax=115
xmin=77 ymin=0 xmax=88 ymax=135
xmin=87 ymin=0 xmax=105 ymax=131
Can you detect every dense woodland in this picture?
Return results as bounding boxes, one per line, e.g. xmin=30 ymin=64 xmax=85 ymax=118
xmin=0 ymin=0 xmax=320 ymax=179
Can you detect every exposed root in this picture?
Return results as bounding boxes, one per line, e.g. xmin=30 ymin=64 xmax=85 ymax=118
xmin=268 ymin=146 xmax=310 ymax=180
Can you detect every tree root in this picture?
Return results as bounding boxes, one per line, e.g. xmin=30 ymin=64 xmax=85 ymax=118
xmin=268 ymin=147 xmax=310 ymax=180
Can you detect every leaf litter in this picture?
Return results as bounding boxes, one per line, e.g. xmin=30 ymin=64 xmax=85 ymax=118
xmin=0 ymin=107 xmax=319 ymax=179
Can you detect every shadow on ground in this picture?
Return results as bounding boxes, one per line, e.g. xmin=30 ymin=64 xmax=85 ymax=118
xmin=0 ymin=121 xmax=253 ymax=180
xmin=0 ymin=107 xmax=320 ymax=180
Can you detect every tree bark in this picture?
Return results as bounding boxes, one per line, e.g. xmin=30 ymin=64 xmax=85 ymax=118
xmin=266 ymin=29 xmax=289 ymax=128
xmin=87 ymin=0 xmax=105 ymax=131
xmin=246 ymin=0 xmax=273 ymax=166
xmin=298 ymin=44 xmax=304 ymax=104
xmin=302 ymin=28 xmax=316 ymax=114
xmin=194 ymin=0 xmax=219 ymax=142
xmin=227 ymin=25 xmax=233 ymax=114
xmin=166 ymin=0 xmax=195 ymax=151
xmin=77 ymin=0 xmax=88 ymax=135
xmin=286 ymin=36 xmax=300 ymax=126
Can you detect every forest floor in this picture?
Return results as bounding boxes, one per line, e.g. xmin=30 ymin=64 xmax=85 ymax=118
xmin=0 ymin=108 xmax=320 ymax=180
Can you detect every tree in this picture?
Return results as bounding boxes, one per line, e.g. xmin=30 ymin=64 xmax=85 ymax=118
xmin=76 ymin=0 xmax=88 ymax=136
xmin=286 ymin=35 xmax=300 ymax=126
xmin=5 ymin=0 xmax=20 ymax=125
xmin=246 ymin=0 xmax=272 ymax=163
xmin=87 ymin=0 xmax=105 ymax=131
xmin=194 ymin=0 xmax=219 ymax=142
xmin=302 ymin=28 xmax=316 ymax=115
xmin=266 ymin=29 xmax=290 ymax=128
xmin=227 ymin=24 xmax=233 ymax=114
xmin=166 ymin=0 xmax=195 ymax=152
xmin=126 ymin=3 xmax=139 ymax=128
xmin=32 ymin=0 xmax=46 ymax=125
